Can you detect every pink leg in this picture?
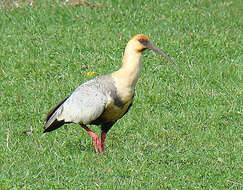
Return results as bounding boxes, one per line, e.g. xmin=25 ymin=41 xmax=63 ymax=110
xmin=101 ymin=131 xmax=107 ymax=152
xmin=81 ymin=124 xmax=102 ymax=153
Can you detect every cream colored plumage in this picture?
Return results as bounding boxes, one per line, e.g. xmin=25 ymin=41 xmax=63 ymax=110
xmin=44 ymin=34 xmax=177 ymax=153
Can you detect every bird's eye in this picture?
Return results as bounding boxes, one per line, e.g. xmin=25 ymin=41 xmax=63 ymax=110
xmin=138 ymin=39 xmax=148 ymax=46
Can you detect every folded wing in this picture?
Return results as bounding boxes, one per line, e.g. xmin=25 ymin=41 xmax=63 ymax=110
xmin=44 ymin=82 xmax=108 ymax=133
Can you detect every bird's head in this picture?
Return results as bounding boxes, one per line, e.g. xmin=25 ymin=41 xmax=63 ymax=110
xmin=129 ymin=34 xmax=178 ymax=72
xmin=130 ymin=34 xmax=150 ymax=52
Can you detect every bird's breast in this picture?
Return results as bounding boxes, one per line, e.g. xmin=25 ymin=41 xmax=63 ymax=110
xmin=99 ymin=95 xmax=133 ymax=124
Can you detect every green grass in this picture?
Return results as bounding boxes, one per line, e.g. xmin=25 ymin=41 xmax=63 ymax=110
xmin=0 ymin=0 xmax=242 ymax=189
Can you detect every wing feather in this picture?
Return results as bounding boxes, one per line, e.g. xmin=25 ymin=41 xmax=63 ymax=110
xmin=45 ymin=95 xmax=70 ymax=122
xmin=44 ymin=76 xmax=110 ymax=133
xmin=58 ymin=87 xmax=108 ymax=124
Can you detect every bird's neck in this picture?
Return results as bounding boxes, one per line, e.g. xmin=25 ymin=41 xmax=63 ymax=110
xmin=111 ymin=46 xmax=143 ymax=103
xmin=114 ymin=46 xmax=143 ymax=90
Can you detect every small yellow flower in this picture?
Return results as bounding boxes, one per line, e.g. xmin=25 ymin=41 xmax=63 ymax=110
xmin=87 ymin=71 xmax=95 ymax=77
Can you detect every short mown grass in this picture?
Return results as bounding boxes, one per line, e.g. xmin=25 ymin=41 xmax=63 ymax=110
xmin=0 ymin=0 xmax=242 ymax=189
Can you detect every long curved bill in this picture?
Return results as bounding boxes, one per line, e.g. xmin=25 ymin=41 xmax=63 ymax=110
xmin=147 ymin=43 xmax=179 ymax=72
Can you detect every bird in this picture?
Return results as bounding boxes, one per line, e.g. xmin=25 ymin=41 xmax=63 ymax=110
xmin=43 ymin=34 xmax=177 ymax=153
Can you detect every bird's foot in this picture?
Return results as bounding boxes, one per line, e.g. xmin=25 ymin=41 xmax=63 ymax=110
xmin=81 ymin=124 xmax=102 ymax=153
xmin=91 ymin=134 xmax=102 ymax=153
xmin=101 ymin=131 xmax=107 ymax=152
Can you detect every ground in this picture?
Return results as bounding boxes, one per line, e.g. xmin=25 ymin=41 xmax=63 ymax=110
xmin=0 ymin=0 xmax=242 ymax=189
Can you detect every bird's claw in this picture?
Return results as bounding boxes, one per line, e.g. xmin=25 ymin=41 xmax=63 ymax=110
xmin=92 ymin=136 xmax=102 ymax=153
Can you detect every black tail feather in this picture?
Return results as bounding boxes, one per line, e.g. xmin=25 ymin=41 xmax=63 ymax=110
xmin=45 ymin=95 xmax=70 ymax=122
xmin=44 ymin=119 xmax=65 ymax=133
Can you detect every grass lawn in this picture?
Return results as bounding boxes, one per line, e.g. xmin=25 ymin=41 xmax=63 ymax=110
xmin=0 ymin=0 xmax=242 ymax=189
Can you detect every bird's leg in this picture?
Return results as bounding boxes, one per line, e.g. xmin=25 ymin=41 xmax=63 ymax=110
xmin=101 ymin=131 xmax=107 ymax=152
xmin=81 ymin=124 xmax=102 ymax=153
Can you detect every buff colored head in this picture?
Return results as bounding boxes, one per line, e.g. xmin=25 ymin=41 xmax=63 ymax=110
xmin=129 ymin=34 xmax=178 ymax=71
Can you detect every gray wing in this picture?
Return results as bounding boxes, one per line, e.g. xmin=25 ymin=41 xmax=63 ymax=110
xmin=58 ymin=86 xmax=108 ymax=124
xmin=44 ymin=79 xmax=109 ymax=132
